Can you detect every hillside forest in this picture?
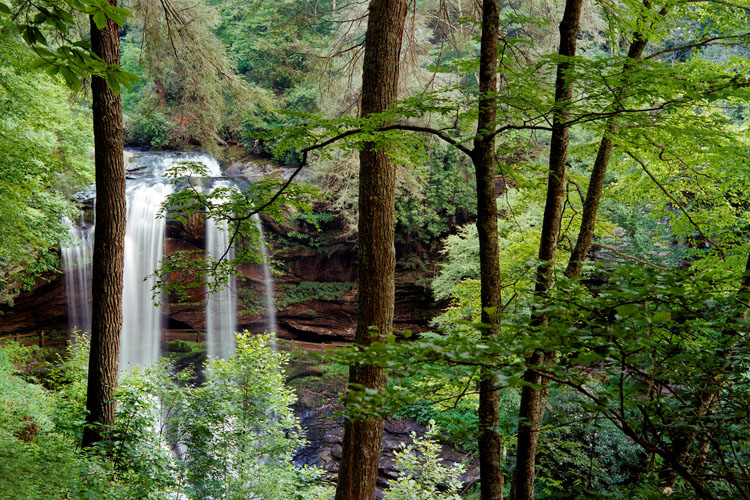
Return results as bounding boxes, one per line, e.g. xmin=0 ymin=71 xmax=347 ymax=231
xmin=2 ymin=0 xmax=750 ymax=498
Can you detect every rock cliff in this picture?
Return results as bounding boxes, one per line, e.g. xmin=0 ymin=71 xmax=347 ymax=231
xmin=0 ymin=202 xmax=444 ymax=342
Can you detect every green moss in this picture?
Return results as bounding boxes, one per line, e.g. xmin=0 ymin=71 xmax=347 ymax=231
xmin=275 ymin=281 xmax=353 ymax=311
xmin=164 ymin=339 xmax=206 ymax=362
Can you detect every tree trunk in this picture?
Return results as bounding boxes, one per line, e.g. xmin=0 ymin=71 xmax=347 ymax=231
xmin=513 ymin=0 xmax=583 ymax=497
xmin=334 ymin=1 xmax=407 ymax=498
xmin=564 ymin=35 xmax=649 ymax=279
xmin=82 ymin=4 xmax=126 ymax=448
xmin=471 ymin=0 xmax=504 ymax=498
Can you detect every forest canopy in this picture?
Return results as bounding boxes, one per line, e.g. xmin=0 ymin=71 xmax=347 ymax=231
xmin=2 ymin=0 xmax=750 ymax=498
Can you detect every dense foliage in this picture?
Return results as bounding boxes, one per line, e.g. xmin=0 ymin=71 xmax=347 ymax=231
xmin=0 ymin=18 xmax=93 ymax=303
xmin=0 ymin=334 xmax=335 ymax=499
xmin=4 ymin=0 xmax=750 ymax=497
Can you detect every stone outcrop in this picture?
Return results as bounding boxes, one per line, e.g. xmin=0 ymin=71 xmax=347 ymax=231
xmin=0 ymin=272 xmax=67 ymax=334
xmin=0 ymin=201 xmax=444 ymax=343
xmin=161 ymin=203 xmax=443 ymax=341
xmin=286 ymin=355 xmax=479 ymax=497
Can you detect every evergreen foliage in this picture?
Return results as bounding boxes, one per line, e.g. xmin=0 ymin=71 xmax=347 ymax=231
xmin=120 ymin=0 xmax=271 ymax=149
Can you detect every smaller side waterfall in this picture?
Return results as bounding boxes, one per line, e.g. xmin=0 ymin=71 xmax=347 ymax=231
xmin=121 ymin=182 xmax=172 ymax=371
xmin=206 ymin=207 xmax=237 ymax=360
xmin=61 ymin=221 xmax=94 ymax=334
xmin=255 ymin=215 xmax=277 ymax=335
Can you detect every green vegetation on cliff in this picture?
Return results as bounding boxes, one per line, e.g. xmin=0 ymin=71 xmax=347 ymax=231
xmin=0 ymin=18 xmax=94 ymax=303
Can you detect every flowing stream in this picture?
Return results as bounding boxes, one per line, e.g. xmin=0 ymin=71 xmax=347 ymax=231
xmin=61 ymin=150 xmax=277 ymax=375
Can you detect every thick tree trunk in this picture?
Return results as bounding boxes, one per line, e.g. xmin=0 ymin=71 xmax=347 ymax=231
xmin=334 ymin=1 xmax=407 ymax=498
xmin=82 ymin=4 xmax=126 ymax=448
xmin=471 ymin=0 xmax=504 ymax=498
xmin=513 ymin=0 xmax=583 ymax=497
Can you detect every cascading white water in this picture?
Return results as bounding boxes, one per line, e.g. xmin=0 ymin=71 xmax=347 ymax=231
xmin=61 ymin=221 xmax=94 ymax=334
xmin=206 ymin=183 xmax=237 ymax=359
xmin=255 ymin=215 xmax=277 ymax=335
xmin=120 ymin=182 xmax=173 ymax=371
xmin=155 ymin=153 xmax=222 ymax=178
xmin=62 ymin=150 xmax=278 ymax=372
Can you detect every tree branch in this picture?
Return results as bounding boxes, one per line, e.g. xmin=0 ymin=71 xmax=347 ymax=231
xmin=625 ymin=150 xmax=725 ymax=259
xmin=591 ymin=243 xmax=669 ymax=269
xmin=646 ymin=32 xmax=750 ymax=60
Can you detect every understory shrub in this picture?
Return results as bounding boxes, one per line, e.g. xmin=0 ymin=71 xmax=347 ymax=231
xmin=2 ymin=332 xmax=332 ymax=500
xmin=384 ymin=422 xmax=466 ymax=500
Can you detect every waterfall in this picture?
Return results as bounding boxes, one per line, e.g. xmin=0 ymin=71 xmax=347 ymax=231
xmin=205 ymin=185 xmax=237 ymax=359
xmin=120 ymin=182 xmax=172 ymax=371
xmin=61 ymin=221 xmax=94 ymax=334
xmin=61 ymin=150 xmax=278 ymax=372
xmin=255 ymin=215 xmax=277 ymax=335
xmin=152 ymin=153 xmax=222 ymax=178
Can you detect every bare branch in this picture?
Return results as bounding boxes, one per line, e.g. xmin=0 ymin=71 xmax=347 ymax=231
xmin=646 ymin=32 xmax=750 ymax=60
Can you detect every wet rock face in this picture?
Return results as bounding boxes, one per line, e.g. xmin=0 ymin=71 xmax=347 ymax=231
xmin=286 ymin=356 xmax=479 ymax=497
xmin=0 ymin=273 xmax=68 ymax=334
xmin=0 ymin=204 xmax=443 ymax=344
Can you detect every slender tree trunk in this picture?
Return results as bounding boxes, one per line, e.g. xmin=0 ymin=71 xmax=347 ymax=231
xmin=471 ymin=0 xmax=504 ymax=498
xmin=539 ymin=4 xmax=730 ymax=486
xmin=513 ymin=0 xmax=583 ymax=497
xmin=549 ymin=2 xmax=738 ymax=488
xmin=564 ymin=35 xmax=649 ymax=278
xmin=334 ymin=1 xmax=407 ymax=498
xmin=82 ymin=4 xmax=126 ymax=448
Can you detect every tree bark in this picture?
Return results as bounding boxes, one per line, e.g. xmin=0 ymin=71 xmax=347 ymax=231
xmin=471 ymin=0 xmax=504 ymax=498
xmin=564 ymin=35 xmax=649 ymax=279
xmin=334 ymin=1 xmax=407 ymax=498
xmin=513 ymin=0 xmax=583 ymax=498
xmin=82 ymin=4 xmax=126 ymax=448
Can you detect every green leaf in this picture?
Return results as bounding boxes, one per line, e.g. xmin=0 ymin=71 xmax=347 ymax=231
xmin=21 ymin=26 xmax=34 ymax=45
xmin=92 ymin=10 xmax=107 ymax=30
xmin=103 ymin=6 xmax=126 ymax=26
xmin=110 ymin=6 xmax=131 ymax=18
xmin=60 ymin=66 xmax=81 ymax=92
xmin=652 ymin=311 xmax=672 ymax=323
xmin=54 ymin=8 xmax=75 ymax=24
xmin=105 ymin=72 xmax=121 ymax=95
xmin=615 ymin=304 xmax=639 ymax=317
xmin=111 ymin=69 xmax=140 ymax=90
xmin=34 ymin=46 xmax=55 ymax=58
xmin=30 ymin=58 xmax=49 ymax=70
xmin=0 ymin=3 xmax=11 ymax=15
